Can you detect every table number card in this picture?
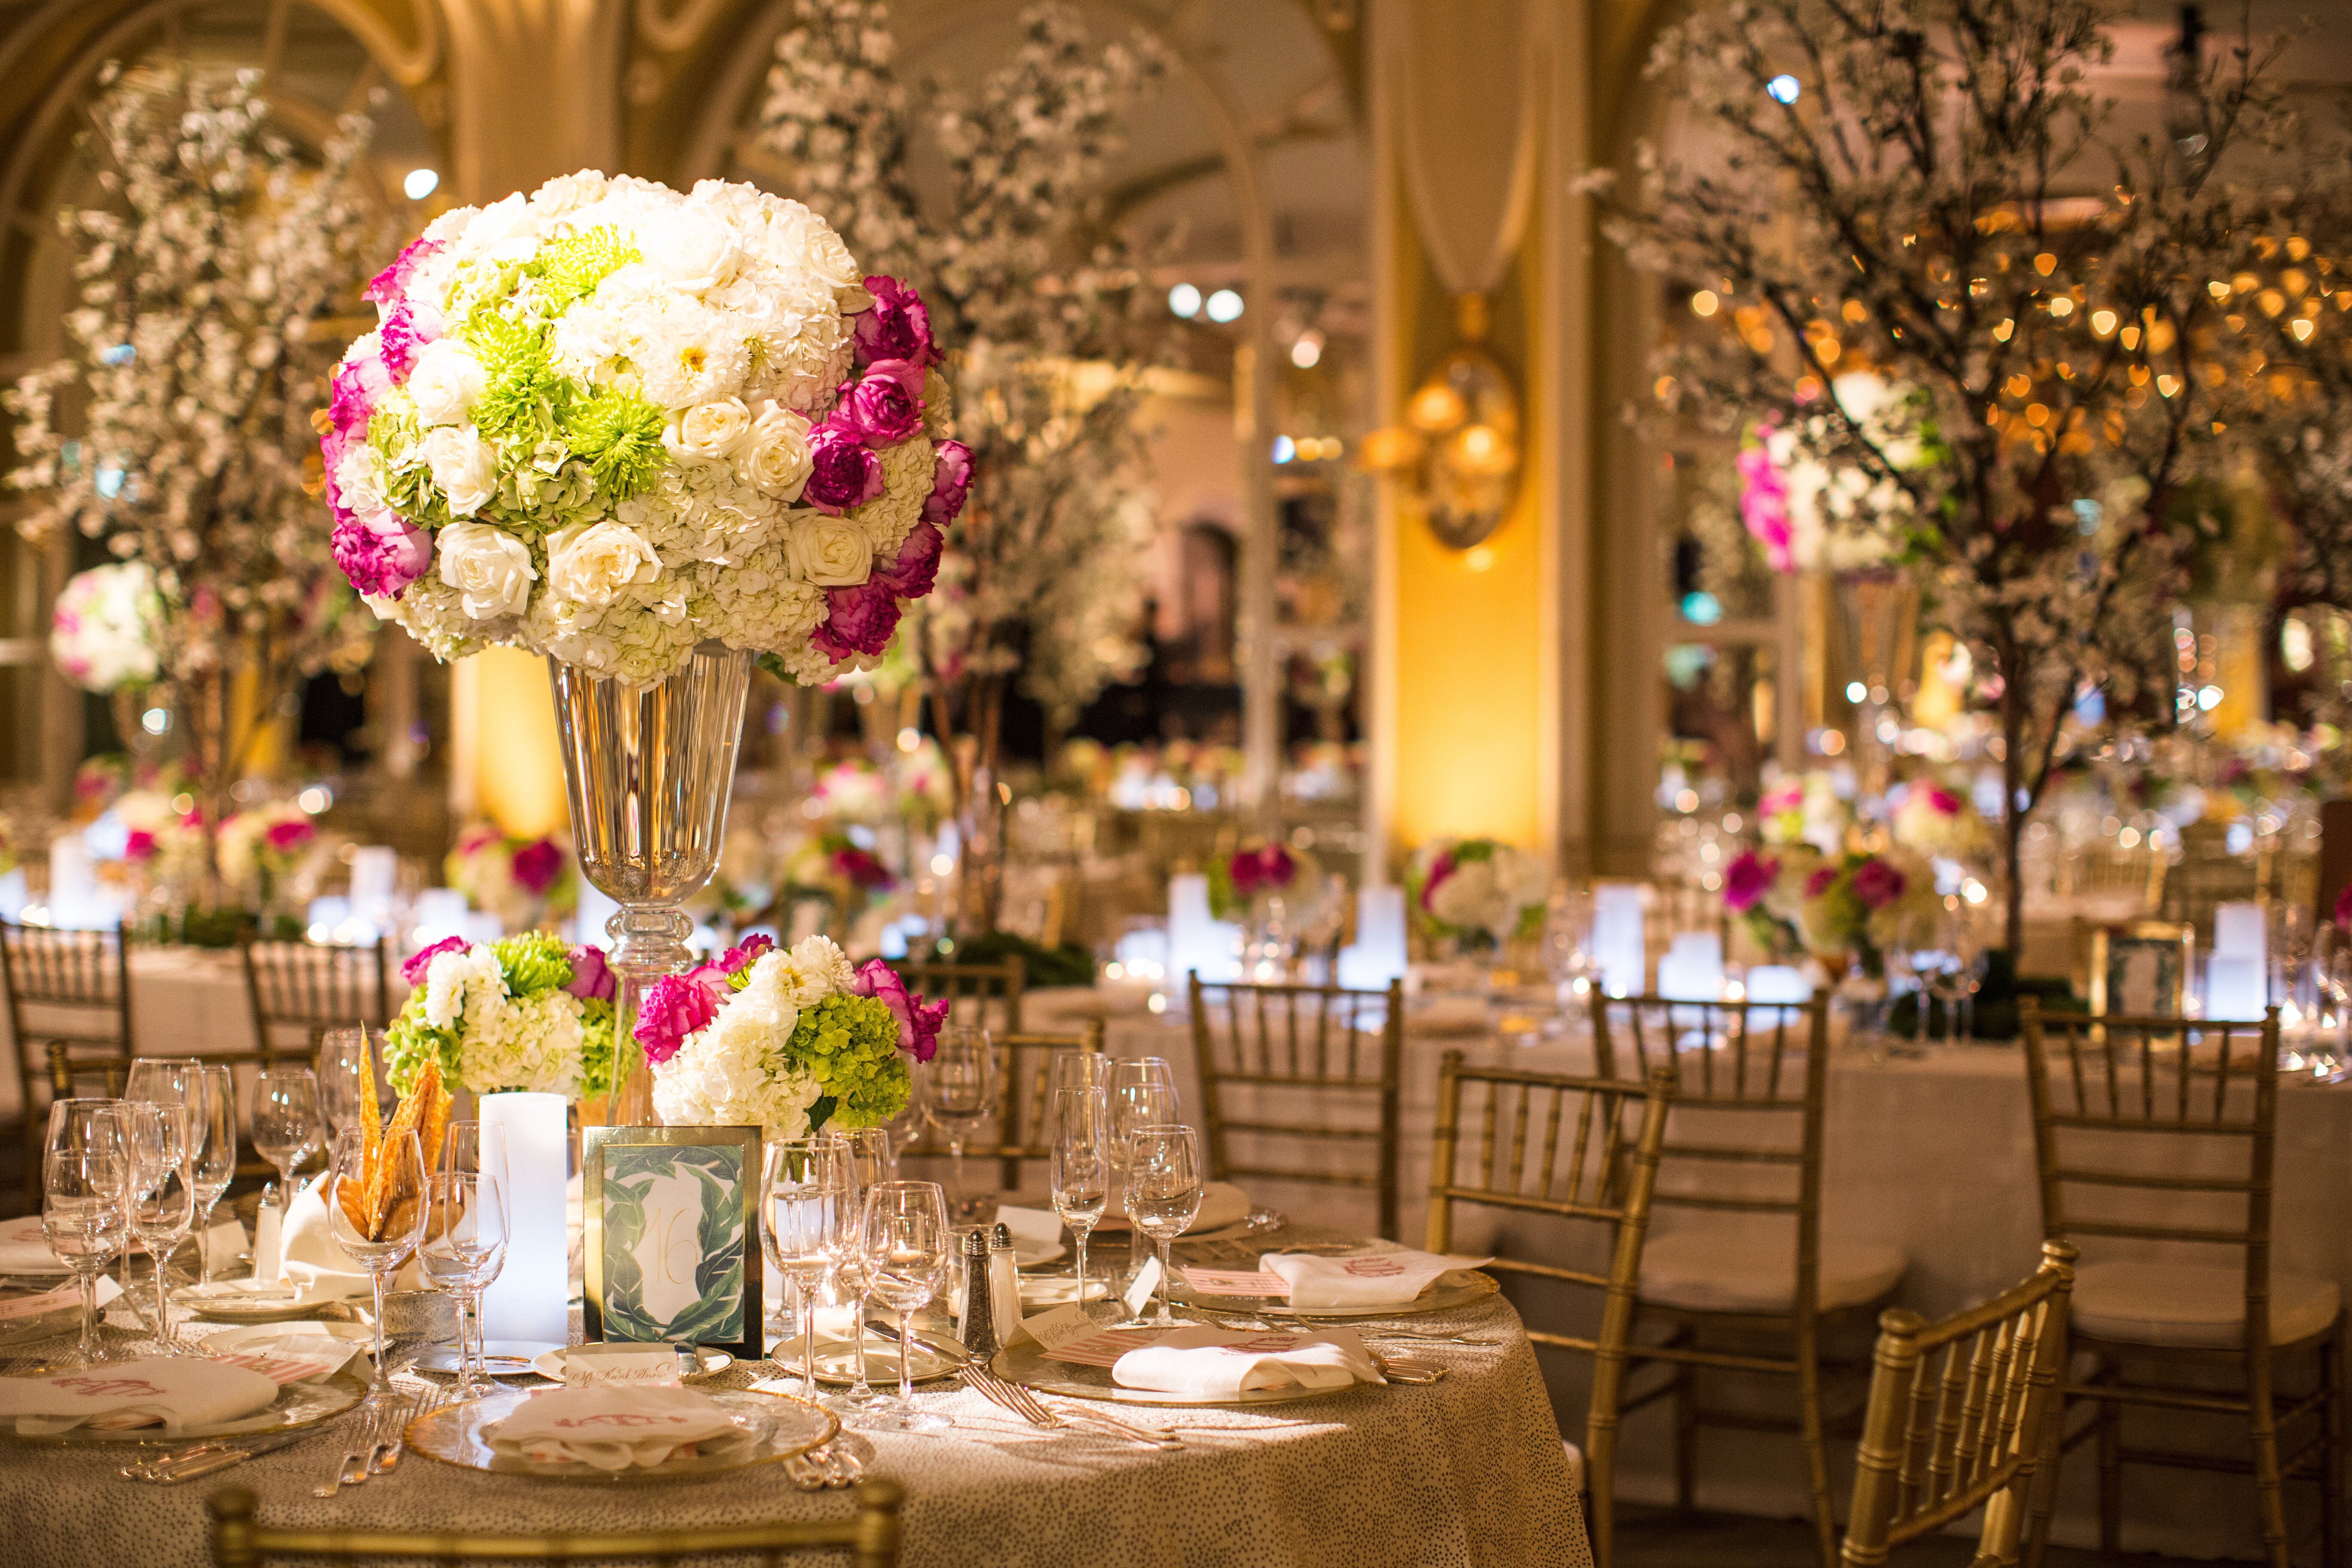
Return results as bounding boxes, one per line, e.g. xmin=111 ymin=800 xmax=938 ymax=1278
xmin=583 ymin=1125 xmax=764 ymax=1363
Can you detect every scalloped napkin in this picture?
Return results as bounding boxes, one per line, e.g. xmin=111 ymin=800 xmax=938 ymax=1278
xmin=485 ymin=1384 xmax=750 ymax=1472
xmin=1111 ymin=1326 xmax=1383 ymax=1398
xmin=1260 ymin=1250 xmax=1489 ymax=1311
xmin=0 ymin=1356 xmax=280 ymax=1435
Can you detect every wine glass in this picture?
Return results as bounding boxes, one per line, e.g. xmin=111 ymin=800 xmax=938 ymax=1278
xmin=327 ymin=1126 xmax=429 ymax=1395
xmin=1050 ymin=1086 xmax=1111 ymax=1320
xmin=1048 ymin=1049 xmax=1113 ymax=1098
xmin=188 ymin=1065 xmax=237 ymax=1284
xmin=1108 ymin=1058 xmax=1180 ymax=1298
xmin=250 ymin=1068 xmax=323 ymax=1195
xmin=763 ymin=1139 xmax=852 ymax=1401
xmin=42 ymin=1099 xmax=129 ymax=1367
xmin=315 ymin=1027 xmax=383 ymax=1140
xmin=825 ymin=1127 xmax=894 ymax=1412
xmin=418 ymin=1121 xmax=509 ymax=1396
xmin=122 ymin=1057 xmax=198 ymax=1295
xmin=925 ymin=1026 xmax=997 ymax=1227
xmin=122 ymin=1102 xmax=194 ymax=1353
xmin=1126 ymin=1123 xmax=1204 ymax=1329
xmin=858 ymin=1179 xmax=953 ymax=1433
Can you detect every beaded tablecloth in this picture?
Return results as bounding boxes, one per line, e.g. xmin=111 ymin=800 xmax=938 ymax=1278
xmin=0 ymin=1283 xmax=1589 ymax=1568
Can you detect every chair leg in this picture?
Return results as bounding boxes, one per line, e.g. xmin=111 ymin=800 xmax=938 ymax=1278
xmin=1797 ymin=1323 xmax=1836 ymax=1568
xmin=2023 ymin=1393 xmax=2069 ymax=1568
xmin=1671 ymin=1361 xmax=1697 ymax=1512
xmin=2320 ymin=1331 xmax=2344 ymax=1568
xmin=1588 ymin=1422 xmax=1616 ymax=1568
xmin=2097 ymin=1380 xmax=2122 ymax=1557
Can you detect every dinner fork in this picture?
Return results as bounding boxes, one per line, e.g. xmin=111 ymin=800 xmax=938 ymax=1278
xmin=965 ymin=1366 xmax=1180 ymax=1449
xmin=371 ymin=1386 xmax=452 ymax=1475
xmin=315 ymin=1401 xmax=396 ymax=1498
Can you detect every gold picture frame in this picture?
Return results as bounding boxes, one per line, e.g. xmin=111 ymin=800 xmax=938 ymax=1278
xmin=583 ymin=1124 xmax=764 ymax=1361
xmin=2083 ymin=920 xmax=2196 ymax=1017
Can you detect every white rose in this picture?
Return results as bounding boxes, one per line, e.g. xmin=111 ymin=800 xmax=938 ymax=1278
xmin=422 ymin=425 xmax=499 ymax=516
xmin=435 ymin=521 xmax=537 ymax=620
xmin=662 ymin=396 xmax=752 ymax=463
xmin=332 ymin=446 xmax=388 ymax=520
xmin=735 ymin=403 xmax=813 ymax=499
xmin=407 ymin=340 xmax=486 ymax=427
xmin=643 ymin=207 xmax=741 ymax=293
xmin=799 ymin=222 xmax=862 ymax=293
xmin=546 ymin=521 xmax=662 ymax=606
xmin=785 ymin=514 xmax=872 ymax=587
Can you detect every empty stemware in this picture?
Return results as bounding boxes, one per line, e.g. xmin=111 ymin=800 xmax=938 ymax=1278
xmin=858 ymin=1179 xmax=953 ymax=1433
xmin=763 ymin=1138 xmax=852 ymax=1402
xmin=189 ymin=1065 xmax=237 ymax=1284
xmin=825 ymin=1126 xmax=895 ymax=1412
xmin=122 ymin=1101 xmax=194 ymax=1352
xmin=926 ymin=1026 xmax=997 ymax=1227
xmin=418 ymin=1120 xmax=509 ymax=1396
xmin=1125 ymin=1123 xmax=1204 ymax=1329
xmin=1050 ymin=1085 xmax=1112 ymax=1320
xmin=251 ymin=1067 xmax=323 ymax=1197
xmin=43 ymin=1099 xmax=130 ymax=1367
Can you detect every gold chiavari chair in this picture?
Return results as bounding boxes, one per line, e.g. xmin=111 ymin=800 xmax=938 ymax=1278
xmin=1188 ymin=974 xmax=1405 ymax=1240
xmin=2159 ymin=820 xmax=2266 ymax=941
xmin=1592 ymin=992 xmax=1906 ymax=1568
xmin=1838 ymin=1242 xmax=2077 ymax=1568
xmin=240 ymin=936 xmax=393 ymax=1060
xmin=897 ymin=1020 xmax=1107 ymax=1189
xmin=206 ymin=1479 xmax=904 ymax=1567
xmin=0 ymin=919 xmax=132 ymax=1204
xmin=891 ymin=956 xmax=1024 ymax=1035
xmin=2018 ymin=1001 xmax=2342 ymax=1568
xmin=1427 ymin=1051 xmax=1677 ymax=1568
xmin=2058 ymin=839 xmax=2168 ymax=912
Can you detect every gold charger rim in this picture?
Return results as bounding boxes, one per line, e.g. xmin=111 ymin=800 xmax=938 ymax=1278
xmin=406 ymin=1386 xmax=839 ymax=1482
xmin=990 ymin=1335 xmax=1368 ymax=1409
xmin=0 ymin=1365 xmax=371 ymax=1446
xmin=1169 ymin=1267 xmax=1499 ymax=1320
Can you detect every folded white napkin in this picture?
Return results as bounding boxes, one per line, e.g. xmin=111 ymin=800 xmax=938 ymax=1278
xmin=486 ymin=1384 xmax=748 ymax=1471
xmin=1261 ymin=1249 xmax=1489 ymax=1311
xmin=0 ymin=1215 xmax=67 ymax=1274
xmin=276 ymin=1183 xmax=384 ymax=1302
xmin=1112 ymin=1326 xmax=1382 ymax=1397
xmin=995 ymin=1205 xmax=1063 ymax=1250
xmin=0 ymin=1355 xmax=280 ymax=1434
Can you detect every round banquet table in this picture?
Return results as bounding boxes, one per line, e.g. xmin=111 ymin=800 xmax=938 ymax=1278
xmin=0 ymin=1286 xmax=1591 ymax=1568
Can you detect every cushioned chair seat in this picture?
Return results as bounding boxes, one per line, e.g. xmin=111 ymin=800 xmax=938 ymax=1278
xmin=1637 ymin=1229 xmax=1907 ymax=1314
xmin=2070 ymin=1260 xmax=2342 ymax=1349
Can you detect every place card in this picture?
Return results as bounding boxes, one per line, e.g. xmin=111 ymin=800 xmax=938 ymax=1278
xmin=558 ymin=1346 xmax=686 ymax=1387
xmin=1181 ymin=1267 xmax=1291 ymax=1298
xmin=1122 ymin=1255 xmax=1161 ymax=1318
xmin=0 ymin=1274 xmax=121 ymax=1323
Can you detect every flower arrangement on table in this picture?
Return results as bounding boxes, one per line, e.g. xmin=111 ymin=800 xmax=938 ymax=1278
xmin=1890 ymin=780 xmax=1988 ymax=861
xmin=214 ymin=803 xmax=318 ymax=910
xmin=1208 ymin=839 xmax=1317 ymax=922
xmin=1755 ymin=771 xmax=1852 ymax=854
xmin=1726 ymin=845 xmax=1938 ymax=980
xmin=49 ymin=563 xmax=161 ymax=694
xmin=1734 ymin=372 xmax=1923 ymax=576
xmin=113 ymin=789 xmax=208 ymax=888
xmin=783 ymin=831 xmax=896 ymax=920
xmin=386 ymin=931 xmax=618 ymax=1100
xmin=447 ymin=822 xmax=578 ymax=931
xmin=810 ymin=757 xmax=891 ymax=825
xmin=890 ymin=735 xmax=956 ymax=832
xmin=1406 ymin=838 xmax=1551 ymax=949
xmin=641 ymin=934 xmax=941 ymax=1138
xmin=322 ymin=171 xmax=969 ymax=686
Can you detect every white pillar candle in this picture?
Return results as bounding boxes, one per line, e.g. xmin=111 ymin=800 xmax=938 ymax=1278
xmin=1337 ymin=885 xmax=1409 ymax=991
xmin=1168 ymin=873 xmax=1240 ymax=983
xmin=1744 ymin=965 xmax=1810 ymax=1005
xmin=347 ymin=846 xmax=398 ymax=921
xmin=2213 ymin=901 xmax=2266 ymax=962
xmin=1657 ymin=931 xmax=1725 ymax=1001
xmin=2205 ymin=956 xmax=2267 ymax=1021
xmin=478 ymin=1093 xmax=569 ymax=1349
xmin=1592 ymin=885 xmax=1647 ymax=998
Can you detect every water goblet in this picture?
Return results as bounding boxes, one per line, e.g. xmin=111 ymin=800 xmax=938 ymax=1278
xmin=43 ymin=1099 xmax=129 ymax=1367
xmin=1108 ymin=1059 xmax=1179 ymax=1298
xmin=188 ymin=1065 xmax=237 ymax=1283
xmin=417 ymin=1121 xmax=509 ymax=1395
xmin=824 ymin=1127 xmax=894 ymax=1412
xmin=1050 ymin=1086 xmax=1111 ymax=1319
xmin=1126 ymin=1123 xmax=1204 ymax=1329
xmin=123 ymin=1102 xmax=194 ymax=1352
xmin=250 ymin=1068 xmax=323 ymax=1197
xmin=926 ymin=1026 xmax=997 ymax=1226
xmin=858 ymin=1180 xmax=953 ymax=1433
xmin=763 ymin=1139 xmax=852 ymax=1401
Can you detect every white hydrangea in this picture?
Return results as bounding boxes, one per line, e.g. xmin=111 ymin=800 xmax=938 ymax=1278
xmin=423 ymin=944 xmax=505 ymax=1030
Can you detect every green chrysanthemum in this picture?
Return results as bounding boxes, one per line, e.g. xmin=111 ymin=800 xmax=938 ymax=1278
xmin=564 ymin=386 xmax=666 ymax=496
xmin=524 ymin=226 xmax=639 ymax=315
xmin=494 ymin=930 xmax=574 ymax=996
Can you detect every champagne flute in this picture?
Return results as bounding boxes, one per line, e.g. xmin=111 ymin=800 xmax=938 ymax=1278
xmin=417 ymin=1121 xmax=508 ymax=1395
xmin=43 ymin=1099 xmax=129 ymax=1367
xmin=250 ymin=1068 xmax=323 ymax=1195
xmin=926 ymin=1026 xmax=996 ymax=1227
xmin=123 ymin=1057 xmax=197 ymax=1297
xmin=123 ymin=1102 xmax=194 ymax=1352
xmin=1108 ymin=1058 xmax=1180 ymax=1296
xmin=1126 ymin=1123 xmax=1204 ymax=1329
xmin=826 ymin=1127 xmax=894 ymax=1412
xmin=763 ymin=1139 xmax=851 ymax=1401
xmin=859 ymin=1179 xmax=953 ymax=1433
xmin=327 ymin=1126 xmax=429 ymax=1395
xmin=1050 ymin=1086 xmax=1111 ymax=1319
xmin=188 ymin=1065 xmax=237 ymax=1284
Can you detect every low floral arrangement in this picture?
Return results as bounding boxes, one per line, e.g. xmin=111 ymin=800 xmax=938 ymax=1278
xmin=784 ymin=829 xmax=896 ymax=917
xmin=447 ymin=822 xmax=578 ymax=930
xmin=810 ymin=758 xmax=891 ymax=824
xmin=1890 ymin=779 xmax=1987 ymax=860
xmin=891 ymin=735 xmax=956 ymax=830
xmin=215 ymin=803 xmax=318 ymax=904
xmin=385 ymin=931 xmax=617 ymax=1100
xmin=1208 ymin=839 xmax=1315 ymax=921
xmin=1725 ymin=845 xmax=1939 ymax=978
xmin=50 ymin=563 xmax=161 ymax=694
xmin=1407 ymin=837 xmax=1551 ymax=948
xmin=1756 ymin=771 xmax=1852 ymax=853
xmin=642 ymin=934 xmax=940 ymax=1138
xmin=1734 ymin=372 xmax=1923 ymax=575
xmin=114 ymin=788 xmax=208 ymax=885
xmin=323 ymin=170 xmax=969 ymax=685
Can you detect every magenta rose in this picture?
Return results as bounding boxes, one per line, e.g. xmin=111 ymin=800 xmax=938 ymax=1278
xmin=364 ymin=236 xmax=442 ymax=306
xmin=331 ymin=515 xmax=432 ymax=600
xmin=633 ymin=972 xmax=723 ymax=1064
xmin=401 ymin=934 xmax=470 ymax=987
xmin=852 ymin=276 xmax=941 ymax=368
xmin=832 ymin=845 xmax=894 ymax=891
xmin=1723 ymin=850 xmax=1779 ymax=913
xmin=921 ymin=440 xmax=973 ymax=528
xmin=720 ymin=933 xmax=774 ymax=976
xmin=849 ymin=959 xmax=948 ymax=1063
xmin=510 ymin=836 xmax=564 ymax=895
xmin=2335 ymin=885 xmax=2352 ymax=933
xmin=1419 ymin=850 xmax=1457 ymax=912
xmin=868 ymin=520 xmax=943 ymax=599
xmin=1804 ymin=865 xmax=1841 ymax=900
xmin=564 ymin=944 xmax=616 ymax=1002
xmin=1851 ymin=858 xmax=1906 ymax=910
xmin=1920 ymin=784 xmax=1961 ymax=816
xmin=802 ymin=423 xmax=886 ymax=514
xmin=376 ymin=298 xmax=442 ymax=383
xmin=832 ymin=367 xmax=925 ymax=447
xmin=264 ymin=819 xmax=314 ymax=854
xmin=124 ymin=830 xmax=157 ymax=863
xmin=812 ymin=580 xmax=903 ymax=662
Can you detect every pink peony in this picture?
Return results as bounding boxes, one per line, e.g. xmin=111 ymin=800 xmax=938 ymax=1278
xmin=331 ymin=515 xmax=432 ymax=600
xmin=510 ymin=836 xmax=564 ymax=895
xmin=921 ymin=440 xmax=973 ymax=528
xmin=719 ymin=934 xmax=774 ymax=975
xmin=1736 ymin=439 xmax=1796 ymax=573
xmin=565 ymin=944 xmax=615 ymax=1002
xmin=811 ymin=580 xmax=903 ymax=662
xmin=849 ymin=959 xmax=948 ymax=1063
xmin=832 ymin=367 xmax=925 ymax=447
xmin=634 ymin=972 xmax=722 ymax=1064
xmin=1851 ymin=858 xmax=1906 ymax=910
xmin=851 ymin=276 xmax=942 ymax=368
xmin=364 ymin=236 xmax=442 ymax=306
xmin=1723 ymin=850 xmax=1778 ymax=913
xmin=264 ymin=818 xmax=314 ymax=854
xmin=376 ymin=299 xmax=441 ymax=383
xmin=124 ymin=830 xmax=157 ymax=863
xmin=802 ymin=424 xmax=885 ymax=513
xmin=1230 ymin=844 xmax=1296 ymax=897
xmin=1919 ymin=784 xmax=1962 ymax=816
xmin=401 ymin=934 xmax=469 ymax=987
xmin=868 ymin=520 xmax=943 ymax=599
xmin=1419 ymin=849 xmax=1458 ymax=912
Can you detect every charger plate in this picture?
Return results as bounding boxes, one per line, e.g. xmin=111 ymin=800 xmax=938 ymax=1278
xmin=530 ymin=1346 xmax=734 ymax=1383
xmin=173 ymin=1280 xmax=353 ymax=1325
xmin=991 ymin=1335 xmax=1364 ymax=1409
xmin=1 ymin=1366 xmax=369 ymax=1445
xmin=1168 ymin=1266 xmax=1498 ymax=1321
xmin=805 ymin=1337 xmax=959 ymax=1387
xmin=407 ymin=1387 xmax=836 ymax=1482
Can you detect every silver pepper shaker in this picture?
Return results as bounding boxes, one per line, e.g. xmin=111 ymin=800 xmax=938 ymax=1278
xmin=958 ymin=1229 xmax=1000 ymax=1360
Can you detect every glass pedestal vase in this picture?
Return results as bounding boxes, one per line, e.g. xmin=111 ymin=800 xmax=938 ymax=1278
xmin=550 ymin=642 xmax=753 ymax=1127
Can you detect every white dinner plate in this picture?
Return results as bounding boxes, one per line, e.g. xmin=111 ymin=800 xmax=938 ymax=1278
xmin=196 ymin=1320 xmax=375 ymax=1363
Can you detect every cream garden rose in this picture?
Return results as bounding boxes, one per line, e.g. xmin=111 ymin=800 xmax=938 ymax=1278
xmin=437 ymin=521 xmax=536 ymax=619
xmin=547 ymin=520 xmax=662 ymax=606
xmin=422 ymin=425 xmax=498 ymax=515
xmin=407 ymin=339 xmax=486 ymax=427
xmin=643 ymin=207 xmax=742 ymax=293
xmin=737 ymin=402 xmax=814 ymax=498
xmin=663 ymin=396 xmax=753 ymax=463
xmin=786 ymin=514 xmax=872 ymax=586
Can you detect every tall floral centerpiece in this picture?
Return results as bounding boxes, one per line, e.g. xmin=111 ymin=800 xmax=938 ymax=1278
xmin=327 ymin=172 xmax=964 ymax=1122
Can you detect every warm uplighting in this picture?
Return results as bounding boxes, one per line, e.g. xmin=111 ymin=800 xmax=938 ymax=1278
xmin=1167 ymin=282 xmax=1201 ymax=318
xmin=1408 ymin=383 xmax=1468 ymax=432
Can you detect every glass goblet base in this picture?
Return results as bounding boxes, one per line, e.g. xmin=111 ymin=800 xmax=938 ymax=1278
xmin=856 ymin=1397 xmax=951 ymax=1434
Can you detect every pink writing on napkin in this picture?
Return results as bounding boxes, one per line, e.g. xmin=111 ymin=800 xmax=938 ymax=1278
xmin=1181 ymin=1268 xmax=1291 ymax=1298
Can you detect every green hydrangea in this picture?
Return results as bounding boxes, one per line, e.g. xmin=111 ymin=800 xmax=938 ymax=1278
xmin=495 ymin=931 xmax=574 ymax=996
xmin=785 ymin=993 xmax=913 ymax=1131
xmin=382 ymin=1001 xmax=459 ymax=1098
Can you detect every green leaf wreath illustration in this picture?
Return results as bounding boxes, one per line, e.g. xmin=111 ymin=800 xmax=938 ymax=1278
xmin=597 ymin=1145 xmax=744 ymax=1345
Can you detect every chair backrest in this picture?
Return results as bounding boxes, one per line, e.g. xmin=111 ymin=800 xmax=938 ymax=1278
xmin=206 ymin=1479 xmax=903 ymax=1567
xmin=1427 ymin=1052 xmax=1676 ymax=1568
xmin=897 ymin=1021 xmax=1107 ymax=1188
xmin=2017 ymin=999 xmax=2280 ymax=1298
xmin=241 ymin=937 xmax=393 ymax=1060
xmin=1589 ymin=993 xmax=1832 ymax=1313
xmin=891 ymin=956 xmax=1024 ymax=1035
xmin=1839 ymin=1241 xmax=2077 ymax=1568
xmin=1187 ymin=974 xmax=1404 ymax=1239
xmin=2157 ymin=823 xmax=2264 ymax=940
xmin=0 ymin=920 xmax=133 ymax=1097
